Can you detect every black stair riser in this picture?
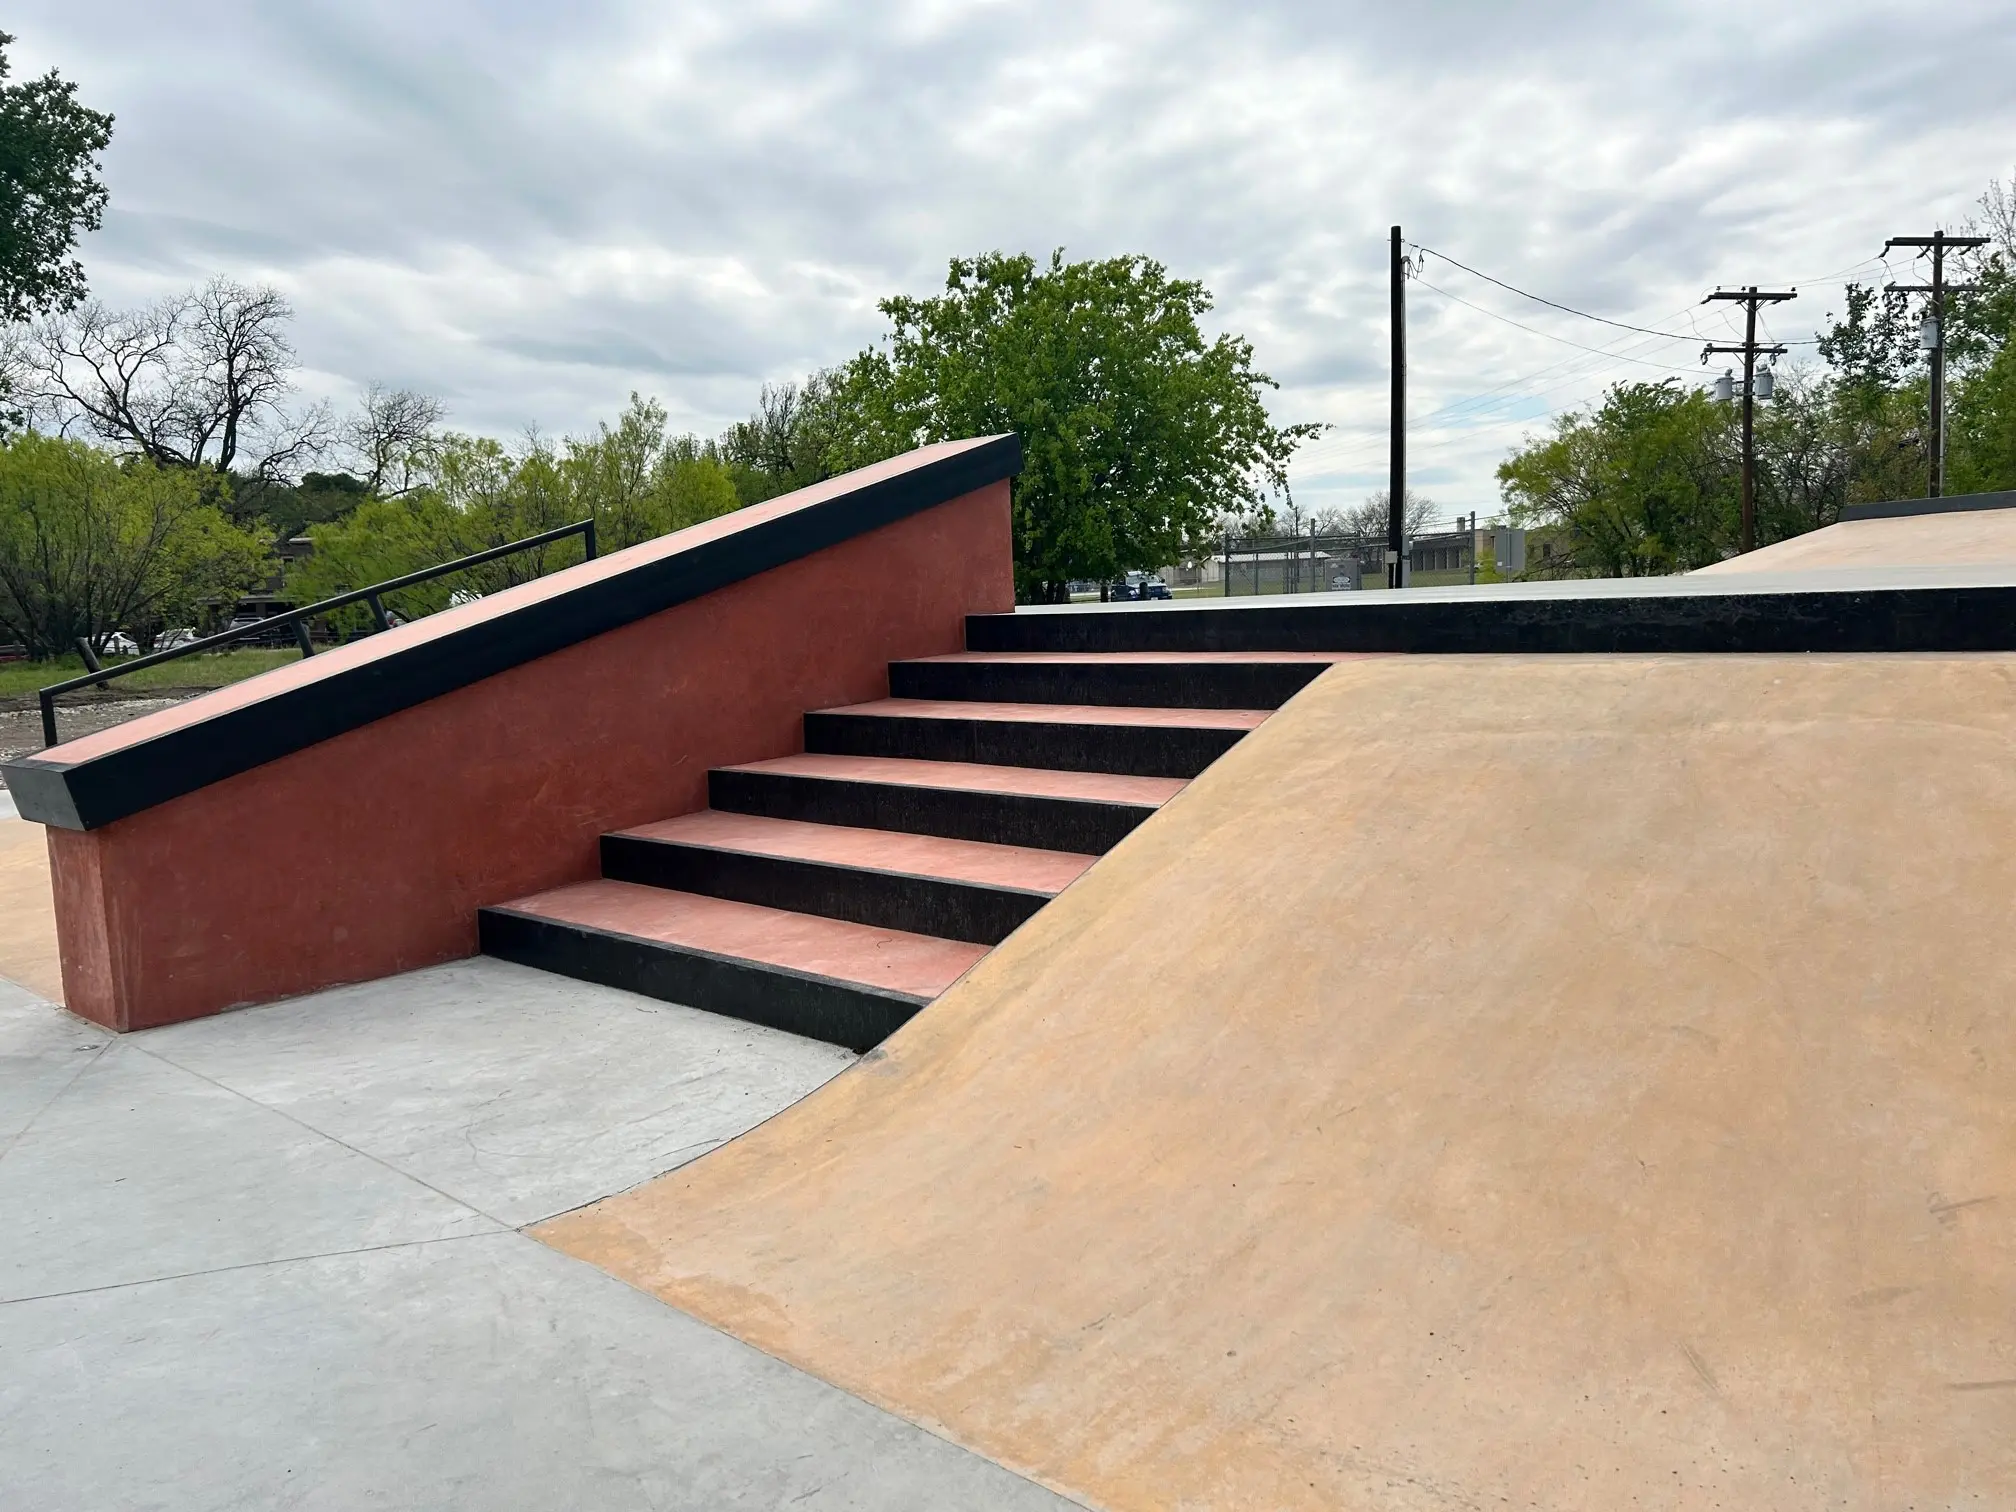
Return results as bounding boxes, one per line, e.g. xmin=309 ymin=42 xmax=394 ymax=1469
xmin=479 ymin=907 xmax=919 ymax=1053
xmin=601 ymin=834 xmax=1049 ymax=946
xmin=888 ymin=658 xmax=1325 ymax=709
xmin=961 ymin=586 xmax=2016 ymax=656
xmin=805 ymin=711 xmax=1238 ymax=779
xmin=709 ymin=769 xmax=1153 ymax=853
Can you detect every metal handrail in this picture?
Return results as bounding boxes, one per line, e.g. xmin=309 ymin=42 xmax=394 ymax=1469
xmin=38 ymin=518 xmax=598 ymax=747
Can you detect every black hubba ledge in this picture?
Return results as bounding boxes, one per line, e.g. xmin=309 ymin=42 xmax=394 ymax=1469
xmin=966 ymin=580 xmax=2016 ymax=656
xmin=4 ymin=435 xmax=1022 ymax=832
xmin=1840 ymin=489 xmax=2016 ymax=522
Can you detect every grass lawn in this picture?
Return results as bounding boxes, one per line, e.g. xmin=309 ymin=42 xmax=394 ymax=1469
xmin=0 ymin=648 xmax=302 ymax=700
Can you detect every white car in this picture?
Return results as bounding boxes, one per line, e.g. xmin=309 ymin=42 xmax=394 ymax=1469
xmin=101 ymin=632 xmax=140 ymax=656
xmin=157 ymin=628 xmax=198 ymax=650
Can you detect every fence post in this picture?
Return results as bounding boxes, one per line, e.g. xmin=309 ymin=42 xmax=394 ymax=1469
xmin=74 ymin=637 xmax=101 ymax=675
xmin=291 ymin=617 xmax=316 ymax=658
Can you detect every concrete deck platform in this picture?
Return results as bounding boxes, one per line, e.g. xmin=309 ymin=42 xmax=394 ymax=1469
xmin=0 ymin=960 xmax=1079 ymax=1510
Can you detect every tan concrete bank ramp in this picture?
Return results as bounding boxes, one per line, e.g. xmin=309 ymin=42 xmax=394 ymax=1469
xmin=540 ymin=654 xmax=2016 ymax=1511
xmin=1692 ymin=503 xmax=2016 ymax=574
xmin=0 ymin=816 xmax=60 ymax=1000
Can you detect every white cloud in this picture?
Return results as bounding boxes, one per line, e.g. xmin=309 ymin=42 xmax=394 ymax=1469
xmin=15 ymin=0 xmax=2016 ymax=520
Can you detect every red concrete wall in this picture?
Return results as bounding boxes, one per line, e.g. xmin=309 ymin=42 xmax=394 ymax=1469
xmin=49 ymin=481 xmax=1012 ymax=1031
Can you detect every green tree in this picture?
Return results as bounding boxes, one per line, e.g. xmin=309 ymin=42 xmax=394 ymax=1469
xmin=285 ymin=395 xmax=745 ymax=631
xmin=0 ymin=32 xmax=112 ymax=326
xmin=830 ymin=251 xmax=1320 ymax=602
xmin=1949 ymin=339 xmax=2016 ymax=494
xmin=0 ymin=433 xmax=267 ymax=655
xmin=660 ymin=435 xmax=743 ymax=526
xmin=718 ymin=375 xmax=846 ymax=505
xmin=1498 ymin=380 xmax=1737 ymax=576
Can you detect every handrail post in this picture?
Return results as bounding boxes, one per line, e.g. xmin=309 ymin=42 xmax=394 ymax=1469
xmin=366 ymin=592 xmax=389 ymax=632
xmin=75 ymin=637 xmax=101 ymax=675
xmin=583 ymin=520 xmax=598 ymax=561
xmin=291 ymin=617 xmax=315 ymax=658
xmin=40 ymin=689 xmax=57 ymax=748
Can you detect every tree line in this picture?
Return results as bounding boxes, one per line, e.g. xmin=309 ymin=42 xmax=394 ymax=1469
xmin=0 ymin=263 xmax=1320 ymax=656
xmin=1499 ymin=171 xmax=2016 ymax=575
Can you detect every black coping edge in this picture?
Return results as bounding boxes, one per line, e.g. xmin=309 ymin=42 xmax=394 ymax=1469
xmin=599 ymin=832 xmax=1052 ymax=946
xmin=6 ymin=435 xmax=1022 ymax=831
xmin=707 ymin=768 xmax=1155 ymax=854
xmin=804 ymin=709 xmax=1244 ymax=779
xmin=1840 ymin=490 xmax=2016 ymax=521
xmin=478 ymin=906 xmax=924 ymax=1053
xmin=888 ymin=657 xmax=1330 ymax=709
xmin=964 ymin=584 xmax=2016 ymax=655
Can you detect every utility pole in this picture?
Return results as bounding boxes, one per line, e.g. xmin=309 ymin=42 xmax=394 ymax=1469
xmin=1388 ymin=225 xmax=1406 ymax=588
xmin=1885 ymin=230 xmax=1987 ymax=498
xmin=1703 ymin=286 xmax=1794 ymax=554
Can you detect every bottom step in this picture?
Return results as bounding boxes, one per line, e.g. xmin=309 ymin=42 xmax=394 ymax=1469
xmin=480 ymin=880 xmax=987 ymax=1052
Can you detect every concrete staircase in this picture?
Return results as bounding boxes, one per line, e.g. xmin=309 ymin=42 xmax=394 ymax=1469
xmin=480 ymin=643 xmax=1347 ymax=1050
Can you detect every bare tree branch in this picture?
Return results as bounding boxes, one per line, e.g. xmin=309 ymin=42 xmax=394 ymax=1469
xmin=342 ymin=383 xmax=445 ymax=495
xmin=20 ymin=277 xmax=330 ymax=480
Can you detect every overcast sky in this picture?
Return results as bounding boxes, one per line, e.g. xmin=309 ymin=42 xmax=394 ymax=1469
xmin=17 ymin=1 xmax=2016 ymax=522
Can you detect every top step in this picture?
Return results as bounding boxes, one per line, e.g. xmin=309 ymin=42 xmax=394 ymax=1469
xmin=890 ymin=651 xmax=1362 ymax=709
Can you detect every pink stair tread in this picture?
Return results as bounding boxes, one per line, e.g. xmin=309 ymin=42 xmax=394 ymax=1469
xmin=500 ymin=879 xmax=987 ymax=1000
xmin=913 ymin=651 xmax=1371 ymax=665
xmin=722 ymin=753 xmax=1189 ymax=807
xmin=616 ymin=811 xmax=1096 ymax=894
xmin=819 ymin=697 xmax=1270 ymax=731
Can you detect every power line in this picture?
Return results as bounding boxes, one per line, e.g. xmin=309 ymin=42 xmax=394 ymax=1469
xmin=1407 ymin=241 xmax=1700 ymax=341
xmin=1293 ymin=243 xmax=1884 ymax=507
xmin=1413 ymin=278 xmax=1700 ymax=371
xmin=1294 ymin=300 xmax=1716 ymax=472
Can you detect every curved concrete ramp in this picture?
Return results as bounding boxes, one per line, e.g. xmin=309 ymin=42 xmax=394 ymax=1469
xmin=539 ymin=653 xmax=2016 ymax=1510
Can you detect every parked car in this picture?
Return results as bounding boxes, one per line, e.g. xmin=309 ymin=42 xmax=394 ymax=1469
xmin=158 ymin=627 xmax=198 ymax=650
xmin=1114 ymin=573 xmax=1171 ymax=601
xmin=101 ymin=632 xmax=139 ymax=656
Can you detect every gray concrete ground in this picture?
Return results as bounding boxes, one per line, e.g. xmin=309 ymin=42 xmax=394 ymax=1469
xmin=0 ymin=961 xmax=1081 ymax=1510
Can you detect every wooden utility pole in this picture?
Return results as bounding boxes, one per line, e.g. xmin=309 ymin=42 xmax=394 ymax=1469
xmin=1885 ymin=231 xmax=1987 ymax=498
xmin=1388 ymin=226 xmax=1406 ymax=588
xmin=1703 ymin=286 xmax=1794 ymax=554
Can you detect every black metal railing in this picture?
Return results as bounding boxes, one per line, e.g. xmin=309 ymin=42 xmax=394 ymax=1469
xmin=38 ymin=518 xmax=598 ymax=747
